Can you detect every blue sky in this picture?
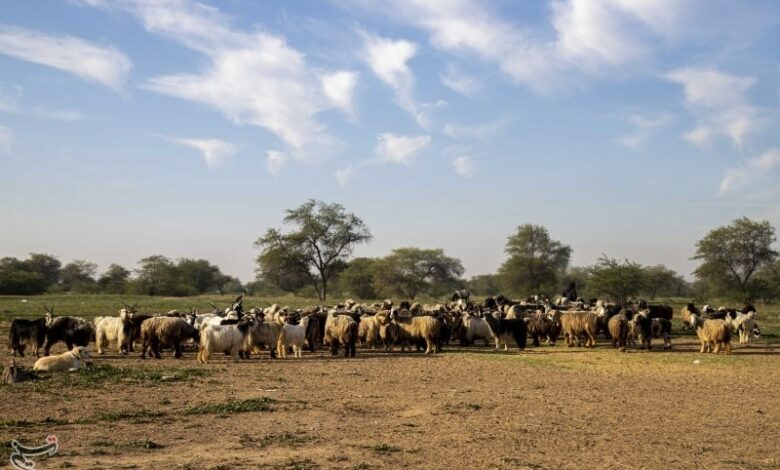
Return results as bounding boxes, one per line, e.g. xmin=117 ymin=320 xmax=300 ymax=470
xmin=1 ymin=0 xmax=779 ymax=282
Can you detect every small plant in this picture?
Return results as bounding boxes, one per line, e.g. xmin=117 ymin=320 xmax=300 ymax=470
xmin=184 ymin=397 xmax=275 ymax=415
xmin=373 ymin=443 xmax=401 ymax=455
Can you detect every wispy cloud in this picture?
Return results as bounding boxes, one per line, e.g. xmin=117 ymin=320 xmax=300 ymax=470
xmin=0 ymin=24 xmax=131 ymax=91
xmin=452 ymin=155 xmax=474 ymax=176
xmin=617 ymin=112 xmax=675 ymax=149
xmin=352 ymin=0 xmax=691 ymax=93
xmin=87 ymin=0 xmax=355 ymax=160
xmin=443 ymin=119 xmax=507 ymax=140
xmin=0 ymin=84 xmax=83 ymax=122
xmin=0 ymin=125 xmax=12 ymax=154
xmin=720 ymin=149 xmax=780 ymax=194
xmin=167 ymin=137 xmax=236 ymax=168
xmin=375 ymin=133 xmax=431 ymax=165
xmin=335 ymin=165 xmax=354 ymax=186
xmin=321 ymin=71 xmax=359 ymax=116
xmin=266 ymin=150 xmax=289 ymax=176
xmin=665 ymin=67 xmax=758 ymax=149
xmin=360 ymin=31 xmax=428 ymax=127
xmin=440 ymin=64 xmax=481 ymax=97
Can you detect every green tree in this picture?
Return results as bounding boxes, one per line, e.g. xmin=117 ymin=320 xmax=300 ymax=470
xmin=692 ymin=217 xmax=778 ymax=303
xmin=135 ymin=255 xmax=177 ymax=296
xmin=587 ymin=256 xmax=648 ymax=304
xmin=255 ymin=200 xmax=372 ymax=300
xmin=643 ymin=265 xmax=689 ymax=299
xmin=24 ymin=253 xmax=61 ymax=289
xmin=498 ymin=225 xmax=571 ymax=296
xmin=466 ymin=274 xmax=502 ymax=296
xmin=338 ymin=257 xmax=379 ymax=299
xmin=98 ymin=263 xmax=131 ymax=294
xmin=0 ymin=257 xmax=47 ymax=295
xmin=176 ymin=258 xmax=222 ymax=295
xmin=562 ymin=266 xmax=591 ymax=300
xmin=60 ymin=260 xmax=98 ymax=292
xmin=372 ymin=248 xmax=464 ymax=299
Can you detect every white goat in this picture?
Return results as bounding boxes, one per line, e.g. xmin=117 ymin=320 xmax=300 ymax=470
xmin=198 ymin=321 xmax=251 ymax=363
xmin=277 ymin=316 xmax=310 ymax=358
xmin=94 ymin=309 xmax=133 ymax=354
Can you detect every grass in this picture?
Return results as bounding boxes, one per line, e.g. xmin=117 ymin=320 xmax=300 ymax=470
xmin=44 ymin=364 xmax=210 ymax=388
xmin=239 ymin=432 xmax=307 ymax=448
xmin=184 ymin=397 xmax=276 ymax=415
xmin=373 ymin=443 xmax=402 ymax=455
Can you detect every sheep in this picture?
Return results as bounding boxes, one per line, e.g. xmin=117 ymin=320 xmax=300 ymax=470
xmin=94 ymin=308 xmax=135 ymax=355
xmin=243 ymin=319 xmax=282 ymax=359
xmin=459 ymin=313 xmax=493 ymax=346
xmin=607 ymin=313 xmax=629 ymax=352
xmin=33 ymin=346 xmax=91 ymax=372
xmin=388 ymin=308 xmax=442 ymax=354
xmin=482 ymin=311 xmax=527 ymax=351
xmin=735 ymin=316 xmax=760 ymax=344
xmin=43 ymin=312 xmax=94 ymax=356
xmin=680 ymin=303 xmax=700 ymax=329
xmin=631 ymin=310 xmax=671 ymax=350
xmin=198 ymin=321 xmax=252 ymax=363
xmin=8 ymin=316 xmax=47 ymax=357
xmin=140 ymin=317 xmax=199 ymax=359
xmin=277 ymin=316 xmax=311 ymax=358
xmin=689 ymin=313 xmax=732 ymax=354
xmin=559 ymin=310 xmax=598 ymax=347
xmin=323 ymin=310 xmax=358 ymax=357
xmin=357 ymin=313 xmax=387 ymax=349
xmin=526 ymin=310 xmax=560 ymax=346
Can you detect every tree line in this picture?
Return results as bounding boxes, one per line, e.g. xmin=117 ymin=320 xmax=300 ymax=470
xmin=2 ymin=200 xmax=778 ymax=303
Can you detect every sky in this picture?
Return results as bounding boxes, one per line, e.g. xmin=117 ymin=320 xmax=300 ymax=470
xmin=1 ymin=0 xmax=779 ymax=283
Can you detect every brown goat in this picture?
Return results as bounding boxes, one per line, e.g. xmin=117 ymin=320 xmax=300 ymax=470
xmin=560 ymin=310 xmax=598 ymax=347
xmin=690 ymin=314 xmax=732 ymax=354
xmin=608 ymin=313 xmax=629 ymax=352
xmin=140 ymin=317 xmax=198 ymax=359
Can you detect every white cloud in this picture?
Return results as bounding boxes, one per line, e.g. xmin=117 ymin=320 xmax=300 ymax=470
xmin=617 ymin=112 xmax=675 ymax=149
xmin=0 ymin=84 xmax=83 ymax=121
xmin=354 ymin=0 xmax=691 ymax=92
xmin=335 ymin=165 xmax=354 ymax=186
xmin=360 ymin=31 xmax=428 ymax=126
xmin=0 ymin=24 xmax=131 ymax=91
xmin=266 ymin=150 xmax=289 ymax=176
xmin=666 ymin=67 xmax=758 ymax=148
xmin=0 ymin=125 xmax=12 ymax=154
xmin=88 ymin=0 xmax=354 ymax=158
xmin=452 ymin=155 xmax=474 ymax=176
xmin=375 ymin=133 xmax=431 ymax=165
xmin=440 ymin=64 xmax=481 ymax=97
xmin=169 ymin=137 xmax=236 ymax=168
xmin=443 ymin=119 xmax=506 ymax=140
xmin=720 ymin=149 xmax=780 ymax=194
xmin=321 ymin=71 xmax=359 ymax=116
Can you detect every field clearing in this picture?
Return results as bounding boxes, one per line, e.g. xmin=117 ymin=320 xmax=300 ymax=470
xmin=2 ymin=295 xmax=780 ymax=469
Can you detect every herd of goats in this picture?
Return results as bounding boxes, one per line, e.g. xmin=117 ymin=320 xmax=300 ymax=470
xmin=3 ymin=291 xmax=764 ymax=376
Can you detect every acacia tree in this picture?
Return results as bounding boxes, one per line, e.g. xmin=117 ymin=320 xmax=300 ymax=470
xmin=98 ymin=264 xmax=131 ymax=294
xmin=60 ymin=260 xmax=98 ymax=292
xmin=372 ymin=248 xmax=464 ymax=299
xmin=255 ymin=200 xmax=372 ymax=300
xmin=692 ymin=217 xmax=778 ymax=302
xmin=587 ymin=256 xmax=647 ymax=304
xmin=498 ymin=224 xmax=571 ymax=296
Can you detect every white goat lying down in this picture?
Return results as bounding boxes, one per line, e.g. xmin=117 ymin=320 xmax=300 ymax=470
xmin=277 ymin=316 xmax=311 ymax=358
xmin=33 ymin=346 xmax=92 ymax=372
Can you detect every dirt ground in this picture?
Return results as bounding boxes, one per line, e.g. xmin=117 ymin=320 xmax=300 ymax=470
xmin=2 ymin=337 xmax=779 ymax=470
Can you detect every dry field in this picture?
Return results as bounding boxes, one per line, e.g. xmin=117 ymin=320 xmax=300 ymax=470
xmin=2 ymin=296 xmax=780 ymax=469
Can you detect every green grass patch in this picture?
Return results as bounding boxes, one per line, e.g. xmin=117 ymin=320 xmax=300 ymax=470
xmin=96 ymin=409 xmax=166 ymax=422
xmin=239 ymin=432 xmax=306 ymax=448
xmin=373 ymin=443 xmax=401 ymax=455
xmin=184 ymin=397 xmax=275 ymax=415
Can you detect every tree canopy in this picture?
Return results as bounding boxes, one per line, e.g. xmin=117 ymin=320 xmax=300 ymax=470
xmin=498 ymin=224 xmax=571 ymax=296
xmin=255 ymin=200 xmax=372 ymax=300
xmin=372 ymin=247 xmax=464 ymax=299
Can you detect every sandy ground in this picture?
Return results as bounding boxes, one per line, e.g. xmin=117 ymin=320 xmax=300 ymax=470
xmin=2 ymin=339 xmax=780 ymax=470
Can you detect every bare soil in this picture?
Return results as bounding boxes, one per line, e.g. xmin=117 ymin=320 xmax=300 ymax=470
xmin=2 ymin=339 xmax=779 ymax=470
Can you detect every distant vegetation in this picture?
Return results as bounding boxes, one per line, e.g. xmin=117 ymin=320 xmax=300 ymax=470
xmin=2 ymin=201 xmax=778 ymax=303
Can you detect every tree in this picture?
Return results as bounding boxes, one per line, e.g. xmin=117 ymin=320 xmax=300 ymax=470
xmin=255 ymin=200 xmax=372 ymax=300
xmin=466 ymin=274 xmax=502 ymax=296
xmin=693 ymin=217 xmax=778 ymax=302
xmin=562 ymin=266 xmax=591 ymax=300
xmin=643 ymin=265 xmax=689 ymax=299
xmin=60 ymin=260 xmax=97 ymax=292
xmin=98 ymin=264 xmax=131 ymax=294
xmin=372 ymin=248 xmax=464 ymax=299
xmin=337 ymin=257 xmax=379 ymax=299
xmin=587 ymin=256 xmax=648 ymax=304
xmin=0 ymin=257 xmax=47 ymax=295
xmin=135 ymin=255 xmax=177 ymax=296
xmin=176 ymin=258 xmax=222 ymax=295
xmin=24 ymin=253 xmax=62 ymax=288
xmin=498 ymin=225 xmax=571 ymax=296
